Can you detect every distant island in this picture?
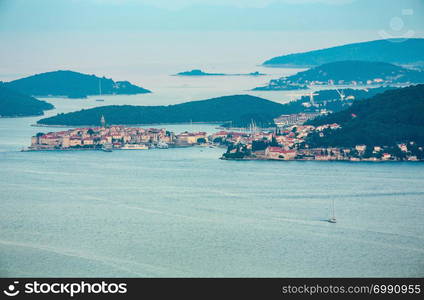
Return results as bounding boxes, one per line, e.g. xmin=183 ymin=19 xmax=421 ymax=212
xmin=174 ymin=69 xmax=266 ymax=76
xmin=175 ymin=69 xmax=225 ymax=76
xmin=262 ymin=38 xmax=424 ymax=67
xmin=221 ymin=84 xmax=424 ymax=162
xmin=253 ymin=61 xmax=424 ymax=90
xmin=0 ymin=84 xmax=54 ymax=117
xmin=37 ymin=95 xmax=287 ymax=128
xmin=3 ymin=70 xmax=151 ymax=99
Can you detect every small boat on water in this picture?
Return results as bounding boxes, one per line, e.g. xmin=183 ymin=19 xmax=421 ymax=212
xmin=157 ymin=141 xmax=168 ymax=149
xmin=328 ymin=199 xmax=337 ymax=223
xmin=121 ymin=144 xmax=149 ymax=150
xmin=96 ymin=78 xmax=104 ymax=102
xmin=102 ymin=143 xmax=113 ymax=152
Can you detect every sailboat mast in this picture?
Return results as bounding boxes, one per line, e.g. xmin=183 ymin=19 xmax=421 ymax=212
xmin=328 ymin=198 xmax=336 ymax=223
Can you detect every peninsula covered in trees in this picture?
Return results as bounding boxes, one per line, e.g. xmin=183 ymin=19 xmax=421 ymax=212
xmin=262 ymin=38 xmax=424 ymax=67
xmin=3 ymin=70 xmax=151 ymax=98
xmin=0 ymin=85 xmax=54 ymax=117
xmin=37 ymin=95 xmax=287 ymax=127
xmin=36 ymin=85 xmax=397 ymax=128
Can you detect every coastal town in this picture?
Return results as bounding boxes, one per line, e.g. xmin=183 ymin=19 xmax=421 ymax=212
xmin=28 ymin=114 xmax=423 ymax=162
xmin=28 ymin=116 xmax=209 ymax=151
xmin=219 ymin=124 xmax=423 ymax=162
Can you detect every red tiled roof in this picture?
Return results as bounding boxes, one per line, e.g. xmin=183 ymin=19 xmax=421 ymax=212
xmin=214 ymin=131 xmax=229 ymax=136
xmin=267 ymin=147 xmax=295 ymax=154
xmin=267 ymin=147 xmax=284 ymax=153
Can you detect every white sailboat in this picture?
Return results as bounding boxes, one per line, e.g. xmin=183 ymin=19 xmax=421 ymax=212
xmin=96 ymin=79 xmax=104 ymax=101
xmin=328 ymin=198 xmax=336 ymax=223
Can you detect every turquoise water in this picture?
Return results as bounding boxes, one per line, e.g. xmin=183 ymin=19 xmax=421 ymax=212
xmin=0 ymin=148 xmax=423 ymax=277
xmin=0 ymin=64 xmax=424 ymax=277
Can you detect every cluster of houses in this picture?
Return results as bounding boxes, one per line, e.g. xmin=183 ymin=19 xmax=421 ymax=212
xmin=27 ymin=114 xmax=423 ymax=161
xmin=219 ymin=124 xmax=422 ymax=162
xmin=300 ymin=78 xmax=387 ymax=86
xmin=29 ymin=124 xmax=208 ymax=151
xmin=273 ymin=113 xmax=321 ymax=127
xmin=268 ymin=77 xmax=390 ymax=91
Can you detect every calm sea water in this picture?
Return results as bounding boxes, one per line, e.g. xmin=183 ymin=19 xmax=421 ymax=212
xmin=0 ymin=62 xmax=424 ymax=277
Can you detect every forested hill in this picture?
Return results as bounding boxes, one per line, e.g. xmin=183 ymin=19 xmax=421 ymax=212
xmin=263 ymin=38 xmax=424 ymax=67
xmin=4 ymin=70 xmax=151 ymax=98
xmin=0 ymin=85 xmax=54 ymax=117
xmin=305 ymin=84 xmax=424 ymax=147
xmin=37 ymin=95 xmax=287 ymax=127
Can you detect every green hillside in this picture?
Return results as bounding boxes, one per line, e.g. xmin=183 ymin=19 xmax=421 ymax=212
xmin=306 ymin=84 xmax=424 ymax=147
xmin=37 ymin=94 xmax=287 ymax=127
xmin=0 ymin=85 xmax=54 ymax=117
xmin=4 ymin=70 xmax=151 ymax=98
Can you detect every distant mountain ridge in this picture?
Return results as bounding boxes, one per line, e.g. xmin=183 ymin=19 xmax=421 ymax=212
xmin=4 ymin=70 xmax=151 ymax=98
xmin=37 ymin=95 xmax=287 ymax=127
xmin=0 ymin=84 xmax=54 ymax=117
xmin=263 ymin=39 xmax=424 ymax=67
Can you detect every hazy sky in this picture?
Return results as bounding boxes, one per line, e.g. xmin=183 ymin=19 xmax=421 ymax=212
xmin=0 ymin=0 xmax=423 ymax=81
xmin=1 ymin=0 xmax=423 ymax=31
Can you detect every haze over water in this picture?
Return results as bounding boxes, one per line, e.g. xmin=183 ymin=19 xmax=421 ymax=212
xmin=1 ymin=144 xmax=424 ymax=277
xmin=1 ymin=0 xmax=424 ymax=277
xmin=1 ymin=65 xmax=424 ymax=277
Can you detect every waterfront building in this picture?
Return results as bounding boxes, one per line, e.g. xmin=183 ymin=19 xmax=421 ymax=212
xmin=274 ymin=113 xmax=320 ymax=127
xmin=265 ymin=147 xmax=297 ymax=160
